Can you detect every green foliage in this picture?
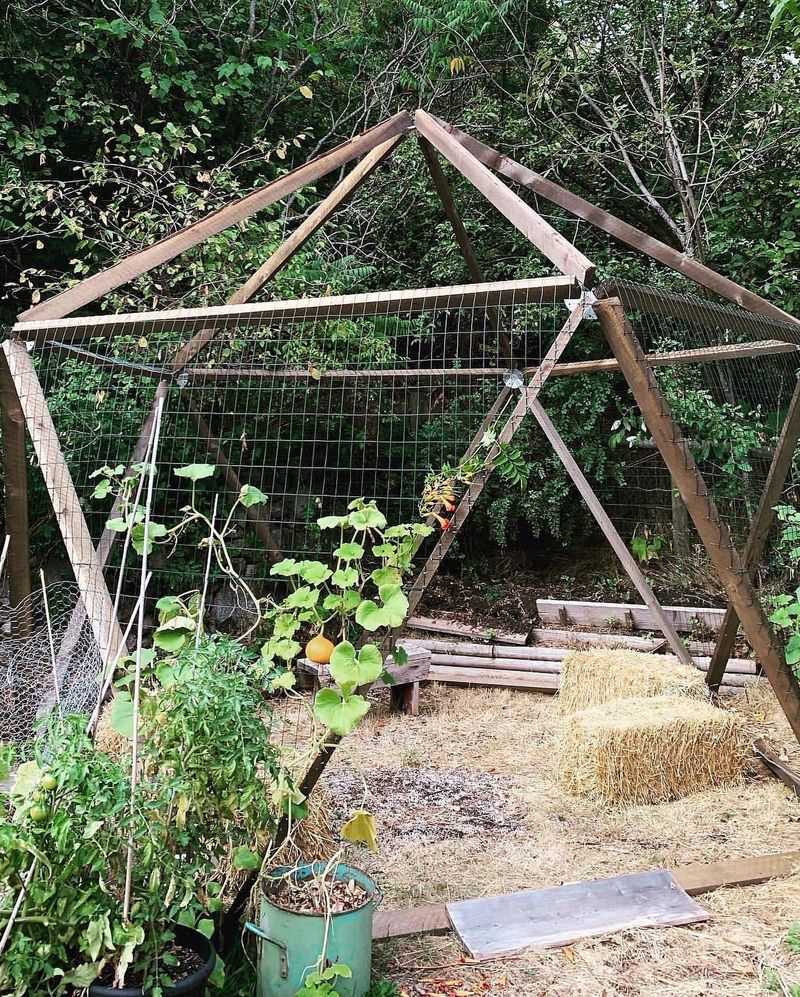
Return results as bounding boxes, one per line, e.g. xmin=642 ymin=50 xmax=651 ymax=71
xmin=769 ymin=506 xmax=800 ymax=674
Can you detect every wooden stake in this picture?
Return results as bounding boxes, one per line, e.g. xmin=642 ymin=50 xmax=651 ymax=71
xmin=527 ymin=397 xmax=693 ymax=667
xmin=39 ymin=568 xmax=61 ymax=712
xmin=595 ymin=297 xmax=800 ymax=742
xmin=706 ymin=376 xmax=800 ymax=688
xmin=197 ymin=495 xmax=218 ymax=648
xmin=415 ymin=112 xmax=595 ymax=286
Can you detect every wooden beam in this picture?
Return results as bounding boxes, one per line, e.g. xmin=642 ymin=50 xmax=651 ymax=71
xmin=595 ymin=297 xmax=800 ymax=743
xmin=372 ymin=850 xmax=800 ymax=940
xmin=753 ymin=739 xmax=800 ymax=796
xmin=2 ymin=339 xmax=125 ymax=666
xmin=0 ymin=347 xmax=31 ymax=618
xmin=15 ymin=276 xmax=578 ymax=344
xmin=406 ymin=304 xmax=586 ymax=617
xmin=536 ymin=598 xmax=725 ymax=633
xmin=528 ymin=397 xmax=693 ymax=667
xmin=187 ymin=404 xmax=282 ymax=564
xmin=18 ymin=112 xmax=413 ymax=323
xmin=428 ymin=664 xmax=560 ymax=692
xmin=433 ymin=116 xmax=799 ymax=328
xmin=415 ymin=111 xmax=595 ymax=286
xmin=417 ymin=137 xmax=484 ymax=282
xmin=706 ymin=378 xmax=800 ymax=688
xmin=599 ymin=281 xmax=800 ymax=340
xmin=232 ymin=135 xmax=404 ymax=305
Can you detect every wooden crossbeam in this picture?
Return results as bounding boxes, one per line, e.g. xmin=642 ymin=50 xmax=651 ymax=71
xmin=433 ymin=115 xmax=799 ymax=328
xmin=595 ymin=297 xmax=800 ymax=743
xmin=18 ymin=112 xmax=413 ymax=323
xmin=527 ymin=397 xmax=692 ymax=666
xmin=15 ymin=277 xmax=577 ymax=344
xmin=2 ymin=339 xmax=125 ymax=666
xmin=706 ymin=377 xmax=800 ymax=688
xmin=406 ymin=304 xmax=586 ymax=616
xmin=416 ymin=111 xmax=595 ymax=286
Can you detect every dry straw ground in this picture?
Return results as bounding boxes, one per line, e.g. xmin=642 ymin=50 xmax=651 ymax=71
xmin=320 ymin=681 xmax=800 ymax=996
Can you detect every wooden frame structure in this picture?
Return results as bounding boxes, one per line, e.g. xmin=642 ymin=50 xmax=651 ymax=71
xmin=2 ymin=108 xmax=800 ymax=730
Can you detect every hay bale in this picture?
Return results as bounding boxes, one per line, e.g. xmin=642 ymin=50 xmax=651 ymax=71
xmin=94 ymin=703 xmax=128 ymax=758
xmin=558 ymin=695 xmax=744 ymax=805
xmin=558 ymin=649 xmax=704 ymax=715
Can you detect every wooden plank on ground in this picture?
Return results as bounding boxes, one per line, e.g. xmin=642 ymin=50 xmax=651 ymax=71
xmin=446 ymin=870 xmax=709 ymax=958
xmin=408 ymin=615 xmax=529 ymax=644
xmin=753 ymin=739 xmax=800 ymax=797
xmin=373 ymin=850 xmax=800 ymax=941
xmin=537 ymin=598 xmax=725 ymax=633
xmin=18 ymin=112 xmax=413 ymax=322
xmin=415 ymin=111 xmax=595 ymax=286
xmin=428 ymin=664 xmax=559 ymax=692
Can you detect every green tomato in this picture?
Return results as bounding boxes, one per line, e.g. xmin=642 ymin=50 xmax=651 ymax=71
xmin=29 ymin=805 xmax=48 ymax=823
xmin=36 ymin=943 xmax=51 ymax=958
xmin=41 ymin=774 xmax=57 ymax=792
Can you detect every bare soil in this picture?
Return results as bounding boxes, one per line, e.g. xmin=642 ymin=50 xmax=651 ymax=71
xmin=321 ymin=681 xmax=800 ymax=996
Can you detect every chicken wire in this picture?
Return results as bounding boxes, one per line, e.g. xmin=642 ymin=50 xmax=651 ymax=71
xmin=0 ymin=581 xmax=101 ymax=749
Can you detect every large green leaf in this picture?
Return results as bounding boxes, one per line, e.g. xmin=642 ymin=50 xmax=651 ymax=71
xmin=341 ymin=809 xmax=378 ymax=852
xmin=786 ymin=633 xmax=800 ymax=664
xmin=110 ymin=692 xmax=134 ymax=738
xmin=131 ymin=520 xmax=167 ymax=556
xmin=153 ymin=615 xmax=195 ymax=652
xmin=313 ymin=688 xmax=370 ymax=735
xmin=270 ymin=558 xmax=301 ymax=577
xmin=317 ymin=514 xmax=348 ymax=530
xmin=378 ymin=584 xmax=409 ymax=627
xmin=285 ymin=586 xmax=319 ymax=609
xmin=239 ymin=483 xmax=268 ymax=507
xmin=332 ymin=566 xmax=359 ymax=588
xmin=174 ymin=463 xmax=216 ymax=481
xmin=329 ymin=640 xmax=359 ymax=694
xmin=348 ymin=506 xmax=386 ymax=531
xmin=334 ymin=542 xmax=365 ymax=562
xmin=354 ymin=599 xmax=386 ymax=631
xmin=11 ymin=760 xmax=41 ymax=798
xmin=299 ymin=560 xmax=332 ymax=585
xmin=155 ymin=594 xmax=183 ymax=623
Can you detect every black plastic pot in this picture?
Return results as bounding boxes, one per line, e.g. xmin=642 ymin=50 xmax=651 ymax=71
xmin=88 ymin=924 xmax=215 ymax=997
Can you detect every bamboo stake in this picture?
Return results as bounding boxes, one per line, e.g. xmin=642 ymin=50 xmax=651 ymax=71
xmin=122 ymin=397 xmax=165 ymax=926
xmin=39 ymin=568 xmax=61 ymax=713
xmin=0 ymin=859 xmax=37 ymax=958
xmin=196 ymin=495 xmax=218 ymax=649
xmin=0 ymin=534 xmax=10 ymax=579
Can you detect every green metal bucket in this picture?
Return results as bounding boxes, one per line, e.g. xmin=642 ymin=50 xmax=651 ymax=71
xmin=245 ymin=863 xmax=379 ymax=997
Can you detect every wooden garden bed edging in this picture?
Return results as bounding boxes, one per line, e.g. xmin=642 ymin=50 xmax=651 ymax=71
xmin=372 ymin=850 xmax=800 ymax=941
xmin=407 ymin=615 xmax=529 ymax=644
xmin=537 ymin=598 xmax=725 ymax=633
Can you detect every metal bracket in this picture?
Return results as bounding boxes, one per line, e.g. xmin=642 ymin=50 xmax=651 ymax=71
xmin=565 ymin=289 xmax=598 ymax=320
xmin=244 ymin=921 xmax=289 ymax=978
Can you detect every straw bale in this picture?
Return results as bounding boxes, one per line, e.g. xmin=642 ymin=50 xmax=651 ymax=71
xmin=94 ymin=703 xmax=129 ymax=758
xmin=559 ymin=695 xmax=744 ymax=804
xmin=558 ymin=648 xmax=705 ymax=715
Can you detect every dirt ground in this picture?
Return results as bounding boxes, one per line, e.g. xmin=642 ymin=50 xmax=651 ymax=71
xmin=319 ymin=681 xmax=800 ymax=997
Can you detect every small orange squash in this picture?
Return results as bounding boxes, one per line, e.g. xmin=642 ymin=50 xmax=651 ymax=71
xmin=306 ymin=634 xmax=335 ymax=664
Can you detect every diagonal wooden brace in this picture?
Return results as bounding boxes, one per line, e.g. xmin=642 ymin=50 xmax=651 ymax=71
xmin=406 ymin=303 xmax=587 ymax=617
xmin=706 ymin=376 xmax=800 ymax=687
xmin=596 ymin=297 xmax=800 ymax=743
xmin=526 ymin=397 xmax=693 ymax=667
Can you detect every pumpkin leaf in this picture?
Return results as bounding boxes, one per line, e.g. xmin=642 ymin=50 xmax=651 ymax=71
xmin=341 ymin=809 xmax=378 ymax=852
xmin=174 ymin=463 xmax=216 ymax=481
xmin=313 ymin=688 xmax=370 ymax=735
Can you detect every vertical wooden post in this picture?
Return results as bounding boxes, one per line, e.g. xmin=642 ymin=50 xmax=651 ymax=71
xmin=706 ymin=375 xmax=800 ymax=688
xmin=3 ymin=339 xmax=125 ymax=666
xmin=527 ymin=397 xmax=693 ymax=667
xmin=0 ymin=345 xmax=31 ymax=616
xmin=595 ymin=297 xmax=800 ymax=742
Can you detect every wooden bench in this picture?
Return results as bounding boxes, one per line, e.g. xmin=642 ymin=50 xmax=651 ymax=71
xmin=297 ymin=640 xmax=430 ymax=716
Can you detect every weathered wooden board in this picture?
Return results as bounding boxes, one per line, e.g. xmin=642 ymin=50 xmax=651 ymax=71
xmin=408 ymin=615 xmax=529 ymax=644
xmin=753 ymin=739 xmax=800 ymax=797
xmin=297 ymin=641 xmax=430 ymax=691
xmin=428 ymin=664 xmax=560 ymax=692
xmin=447 ymin=870 xmax=709 ymax=958
xmin=537 ymin=598 xmax=725 ymax=633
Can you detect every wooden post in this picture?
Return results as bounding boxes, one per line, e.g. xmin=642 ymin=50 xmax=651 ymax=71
xmin=406 ymin=304 xmax=586 ymax=616
xmin=3 ymin=339 xmax=125 ymax=666
xmin=595 ymin=297 xmax=800 ymax=742
xmin=527 ymin=397 xmax=693 ymax=667
xmin=706 ymin=376 xmax=800 ymax=688
xmin=415 ymin=111 xmax=595 ymax=286
xmin=0 ymin=346 xmax=31 ymax=620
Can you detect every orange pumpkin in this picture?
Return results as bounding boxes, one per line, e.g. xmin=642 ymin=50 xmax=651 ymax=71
xmin=305 ymin=634 xmax=335 ymax=664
